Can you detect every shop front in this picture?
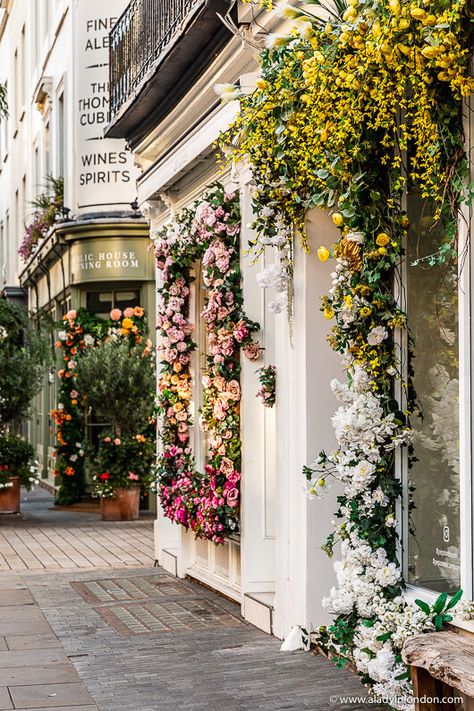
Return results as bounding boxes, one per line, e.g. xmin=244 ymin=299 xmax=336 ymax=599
xmin=19 ymin=217 xmax=154 ymax=491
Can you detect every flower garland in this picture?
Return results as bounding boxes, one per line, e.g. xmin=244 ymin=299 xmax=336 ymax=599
xmin=221 ymin=0 xmax=472 ymax=706
xmin=52 ymin=306 xmax=149 ymax=505
xmin=256 ymin=365 xmax=276 ymax=407
xmin=153 ymin=183 xmax=260 ymax=543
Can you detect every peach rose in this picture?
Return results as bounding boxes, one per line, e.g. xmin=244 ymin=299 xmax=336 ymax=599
xmin=226 ymin=380 xmax=240 ymax=401
xmin=220 ymin=457 xmax=234 ymax=475
xmin=110 ymin=308 xmax=122 ymax=321
xmin=123 ymin=307 xmax=135 ymax=318
xmin=243 ymin=342 xmax=261 ymax=361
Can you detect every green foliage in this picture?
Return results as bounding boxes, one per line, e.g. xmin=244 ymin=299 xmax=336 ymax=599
xmin=415 ymin=589 xmax=463 ymax=631
xmin=0 ymin=299 xmax=49 ymax=431
xmin=75 ymin=339 xmax=155 ymax=436
xmin=0 ymin=433 xmax=38 ymax=490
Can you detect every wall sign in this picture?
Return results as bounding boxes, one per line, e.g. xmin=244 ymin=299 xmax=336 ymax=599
xmin=70 ymin=237 xmax=155 ymax=284
xmin=74 ymin=1 xmax=139 ymax=213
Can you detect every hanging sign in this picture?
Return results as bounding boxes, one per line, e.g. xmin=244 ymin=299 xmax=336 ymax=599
xmin=74 ymin=0 xmax=139 ymax=214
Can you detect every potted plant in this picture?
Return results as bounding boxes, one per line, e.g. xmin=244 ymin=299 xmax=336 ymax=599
xmin=93 ymin=431 xmax=155 ymax=521
xmin=0 ymin=435 xmax=40 ymax=513
xmin=0 ymin=298 xmax=47 ymax=512
xmin=75 ymin=337 xmax=155 ymax=520
xmin=0 ymin=298 xmax=47 ymax=432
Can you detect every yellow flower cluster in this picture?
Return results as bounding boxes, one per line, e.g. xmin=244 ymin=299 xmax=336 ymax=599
xmin=225 ymin=0 xmax=472 ymax=241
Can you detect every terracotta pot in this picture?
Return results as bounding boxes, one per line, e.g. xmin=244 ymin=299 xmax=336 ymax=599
xmin=0 ymin=476 xmax=20 ymax=514
xmin=100 ymin=486 xmax=140 ymax=521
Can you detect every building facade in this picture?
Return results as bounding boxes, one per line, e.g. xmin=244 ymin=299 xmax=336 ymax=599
xmin=0 ymin=0 xmax=154 ymax=490
xmin=106 ymin=0 xmax=474 ymax=651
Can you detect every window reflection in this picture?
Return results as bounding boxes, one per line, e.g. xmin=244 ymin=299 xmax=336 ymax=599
xmin=406 ymin=196 xmax=460 ymax=593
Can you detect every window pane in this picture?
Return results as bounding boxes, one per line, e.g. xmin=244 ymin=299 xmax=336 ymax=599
xmin=406 ymin=197 xmax=460 ymax=593
xmin=86 ymin=291 xmax=112 ymax=317
xmin=113 ymin=290 xmax=140 ymax=312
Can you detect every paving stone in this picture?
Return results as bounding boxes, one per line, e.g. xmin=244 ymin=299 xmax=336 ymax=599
xmin=0 ymin=664 xmax=79 ymax=687
xmin=0 ymin=591 xmax=34 ymax=607
xmin=13 ymin=708 xmax=96 ymax=711
xmin=0 ymin=650 xmax=67 ymax=668
xmin=5 ymin=635 xmax=61 ymax=651
xmin=0 ymin=621 xmax=51 ymax=637
xmin=0 ymin=607 xmax=45 ymax=623
xmin=0 ymin=688 xmax=12 ymax=710
xmin=9 ymin=683 xmax=95 ymax=709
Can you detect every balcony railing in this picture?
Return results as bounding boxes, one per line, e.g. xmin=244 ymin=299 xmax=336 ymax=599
xmin=109 ymin=0 xmax=202 ymax=118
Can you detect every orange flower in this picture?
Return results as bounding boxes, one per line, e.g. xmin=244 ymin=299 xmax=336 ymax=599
xmin=134 ymin=306 xmax=144 ymax=317
xmin=122 ymin=317 xmax=134 ymax=329
xmin=64 ymin=466 xmax=75 ymax=476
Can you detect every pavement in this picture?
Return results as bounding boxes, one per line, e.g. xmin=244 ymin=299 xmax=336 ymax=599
xmin=0 ymin=489 xmax=382 ymax=711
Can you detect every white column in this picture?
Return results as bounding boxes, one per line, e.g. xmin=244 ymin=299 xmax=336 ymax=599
xmin=240 ymin=181 xmax=277 ymax=601
xmin=273 ymin=208 xmax=343 ymax=639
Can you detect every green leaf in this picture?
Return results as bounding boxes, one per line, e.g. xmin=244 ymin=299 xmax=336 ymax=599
xmin=414 ymin=599 xmax=430 ymax=615
xmin=433 ymin=592 xmax=448 ymax=614
xmin=446 ymin=589 xmax=463 ymax=611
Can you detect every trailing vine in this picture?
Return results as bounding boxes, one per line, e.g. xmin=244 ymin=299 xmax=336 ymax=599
xmin=153 ymin=183 xmax=260 ymax=543
xmin=221 ymin=0 xmax=472 ymax=706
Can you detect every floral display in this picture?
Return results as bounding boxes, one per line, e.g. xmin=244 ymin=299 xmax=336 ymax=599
xmin=221 ymin=0 xmax=472 ymax=706
xmin=153 ymin=183 xmax=260 ymax=542
xmin=256 ymin=365 xmax=276 ymax=408
xmin=92 ymin=431 xmax=155 ymax=498
xmin=18 ymin=176 xmax=64 ymax=261
xmin=51 ymin=306 xmax=149 ymax=504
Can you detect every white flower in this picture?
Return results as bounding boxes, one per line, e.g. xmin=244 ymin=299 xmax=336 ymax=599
xmin=346 ymin=231 xmax=365 ymax=244
xmin=0 ymin=325 xmax=8 ymax=341
xmin=274 ymin=0 xmax=304 ymax=19
xmin=84 ymin=334 xmax=94 ymax=347
xmin=213 ymin=83 xmax=241 ymax=102
xmin=367 ymin=326 xmax=389 ymax=346
xmin=57 ymin=330 xmax=67 ymax=341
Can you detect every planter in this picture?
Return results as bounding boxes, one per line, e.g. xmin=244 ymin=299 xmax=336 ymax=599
xmin=100 ymin=486 xmax=140 ymax=521
xmin=0 ymin=476 xmax=20 ymax=514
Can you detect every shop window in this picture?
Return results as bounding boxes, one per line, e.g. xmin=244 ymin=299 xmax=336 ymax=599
xmin=404 ymin=194 xmax=460 ymax=594
xmin=86 ymin=289 xmax=140 ymax=318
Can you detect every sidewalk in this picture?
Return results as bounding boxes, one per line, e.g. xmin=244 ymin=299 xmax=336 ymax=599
xmin=0 ymin=490 xmax=383 ymax=711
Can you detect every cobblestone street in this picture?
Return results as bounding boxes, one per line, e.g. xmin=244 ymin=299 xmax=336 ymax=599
xmin=0 ymin=490 xmax=381 ymax=711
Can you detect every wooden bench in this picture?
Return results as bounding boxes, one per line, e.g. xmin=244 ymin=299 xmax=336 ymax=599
xmin=402 ymin=631 xmax=474 ymax=710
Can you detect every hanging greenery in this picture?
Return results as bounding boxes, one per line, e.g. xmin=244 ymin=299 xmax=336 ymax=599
xmin=221 ymin=0 xmax=472 ymax=706
xmin=18 ymin=176 xmax=64 ymax=262
xmin=153 ymin=183 xmax=260 ymax=543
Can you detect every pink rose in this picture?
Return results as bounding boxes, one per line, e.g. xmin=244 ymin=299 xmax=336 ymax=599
xmin=66 ymin=309 xmax=77 ymax=321
xmin=129 ymin=472 xmax=139 ymax=481
xmin=114 ymin=438 xmax=121 ymax=445
xmin=227 ymin=471 xmax=241 ymax=485
xmin=227 ymin=488 xmax=239 ymax=507
xmin=110 ymin=308 xmax=122 ymax=321
xmin=123 ymin=307 xmax=135 ymax=318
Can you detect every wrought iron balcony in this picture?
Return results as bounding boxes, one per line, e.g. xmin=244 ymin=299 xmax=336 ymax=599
xmin=107 ymin=0 xmax=232 ymax=145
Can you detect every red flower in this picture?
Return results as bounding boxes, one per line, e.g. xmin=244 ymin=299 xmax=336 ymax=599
xmin=99 ymin=472 xmax=110 ymax=480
